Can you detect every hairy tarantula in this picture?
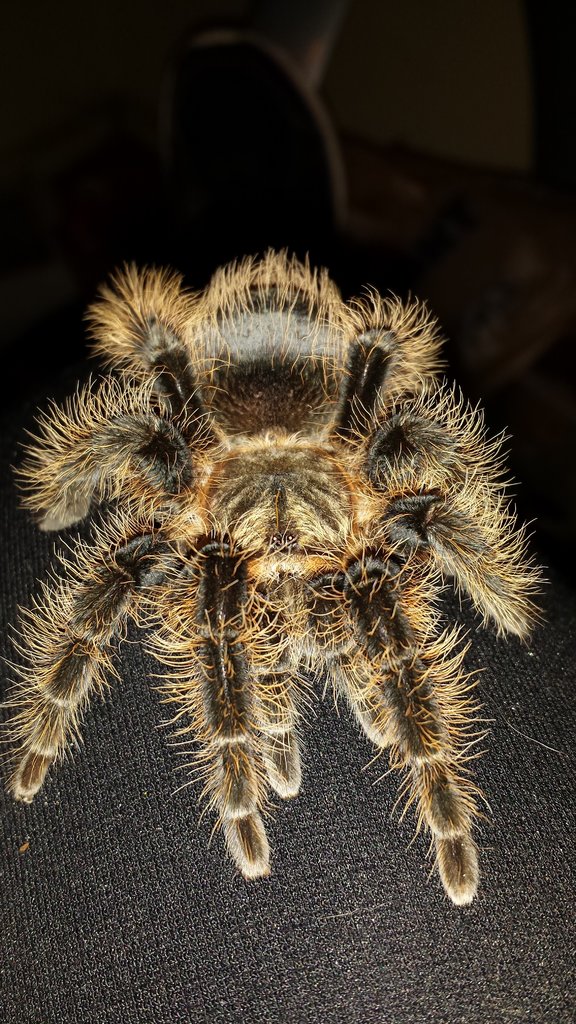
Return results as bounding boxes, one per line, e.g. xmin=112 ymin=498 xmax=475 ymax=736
xmin=4 ymin=250 xmax=541 ymax=905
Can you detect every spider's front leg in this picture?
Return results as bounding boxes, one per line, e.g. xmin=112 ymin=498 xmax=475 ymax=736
xmin=5 ymin=514 xmax=170 ymax=802
xmin=310 ymin=557 xmax=480 ymax=905
xmin=252 ymin=669 xmax=302 ymax=801
xmin=154 ymin=542 xmax=278 ymax=879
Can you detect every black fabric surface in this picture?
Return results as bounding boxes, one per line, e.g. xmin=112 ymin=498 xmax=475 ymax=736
xmin=1 ymin=374 xmax=575 ymax=1024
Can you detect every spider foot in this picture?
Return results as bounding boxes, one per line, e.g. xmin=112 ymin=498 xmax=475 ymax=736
xmin=223 ymin=812 xmax=271 ymax=879
xmin=435 ymin=834 xmax=479 ymax=906
xmin=262 ymin=732 xmax=301 ymax=799
xmin=9 ymin=749 xmax=53 ymax=803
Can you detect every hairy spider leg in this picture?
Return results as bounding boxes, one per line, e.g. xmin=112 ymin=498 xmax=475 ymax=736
xmin=155 ymin=542 xmax=273 ymax=879
xmin=6 ymin=523 xmax=169 ymax=801
xmin=309 ymin=556 xmax=480 ymax=905
xmin=87 ymin=263 xmax=220 ymax=438
xmin=335 ymin=340 xmax=392 ymax=439
xmin=383 ymin=489 xmax=536 ymax=638
xmin=254 ymin=668 xmax=302 ymax=800
xmin=331 ymin=285 xmax=445 ymax=441
xmin=17 ymin=376 xmax=209 ymax=532
xmin=366 ymin=404 xmax=540 ymax=637
xmin=147 ymin=331 xmax=217 ymax=441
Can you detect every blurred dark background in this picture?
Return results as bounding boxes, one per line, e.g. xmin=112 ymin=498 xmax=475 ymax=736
xmin=3 ymin=0 xmax=576 ymax=578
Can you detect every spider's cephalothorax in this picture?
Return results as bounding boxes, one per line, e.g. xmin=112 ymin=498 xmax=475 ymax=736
xmin=4 ymin=250 xmax=541 ymax=904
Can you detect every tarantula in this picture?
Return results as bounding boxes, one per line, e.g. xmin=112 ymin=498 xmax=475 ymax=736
xmin=4 ymin=250 xmax=540 ymax=905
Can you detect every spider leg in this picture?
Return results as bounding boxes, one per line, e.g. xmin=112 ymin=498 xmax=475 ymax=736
xmin=18 ymin=376 xmax=214 ymax=531
xmin=87 ymin=263 xmax=213 ymax=429
xmin=335 ymin=342 xmax=392 ymax=439
xmin=381 ymin=486 xmax=538 ymax=638
xmin=254 ymin=670 xmax=302 ymax=799
xmin=5 ymin=513 xmax=170 ymax=801
xmin=333 ymin=292 xmax=443 ymax=438
xmin=153 ymin=542 xmax=272 ymax=879
xmin=312 ymin=556 xmax=481 ymax=905
xmin=382 ymin=490 xmax=524 ymax=634
xmin=365 ymin=393 xmax=542 ymax=637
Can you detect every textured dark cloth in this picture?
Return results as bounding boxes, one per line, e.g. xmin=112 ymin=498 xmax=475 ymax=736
xmin=1 ymin=374 xmax=575 ymax=1024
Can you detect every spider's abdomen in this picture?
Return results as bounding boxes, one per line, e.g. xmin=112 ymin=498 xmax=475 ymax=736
xmin=205 ymin=357 xmax=334 ymax=435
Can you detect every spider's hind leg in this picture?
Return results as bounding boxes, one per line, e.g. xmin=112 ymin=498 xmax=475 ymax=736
xmin=87 ymin=264 xmax=203 ymax=419
xmin=332 ymin=291 xmax=443 ymax=439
